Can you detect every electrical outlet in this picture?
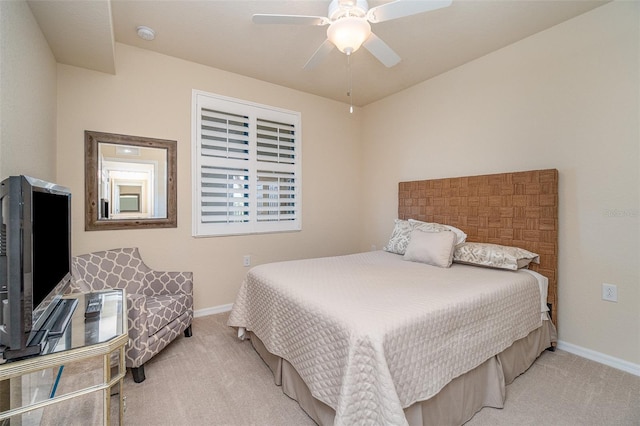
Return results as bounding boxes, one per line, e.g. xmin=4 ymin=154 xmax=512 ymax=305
xmin=243 ymin=255 xmax=251 ymax=267
xmin=602 ymin=283 xmax=617 ymax=302
xmin=371 ymin=245 xmax=377 ymax=251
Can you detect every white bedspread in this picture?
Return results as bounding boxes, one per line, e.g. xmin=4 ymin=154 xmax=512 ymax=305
xmin=228 ymin=251 xmax=542 ymax=426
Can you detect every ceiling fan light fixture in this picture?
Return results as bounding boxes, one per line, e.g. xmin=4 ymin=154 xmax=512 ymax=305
xmin=327 ymin=17 xmax=371 ymax=55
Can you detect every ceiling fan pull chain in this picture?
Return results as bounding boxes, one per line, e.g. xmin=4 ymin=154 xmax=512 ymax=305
xmin=347 ymin=53 xmax=354 ymax=114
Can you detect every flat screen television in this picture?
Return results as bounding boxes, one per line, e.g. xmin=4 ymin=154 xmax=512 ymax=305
xmin=0 ymin=175 xmax=74 ymax=360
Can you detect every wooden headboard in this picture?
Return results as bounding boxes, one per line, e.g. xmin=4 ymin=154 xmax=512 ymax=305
xmin=398 ymin=169 xmax=558 ymax=326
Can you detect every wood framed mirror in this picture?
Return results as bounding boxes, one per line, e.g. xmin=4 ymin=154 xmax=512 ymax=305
xmin=85 ymin=130 xmax=177 ymax=231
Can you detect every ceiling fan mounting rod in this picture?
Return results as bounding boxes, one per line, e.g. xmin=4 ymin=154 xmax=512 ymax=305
xmin=329 ymin=0 xmax=369 ymax=21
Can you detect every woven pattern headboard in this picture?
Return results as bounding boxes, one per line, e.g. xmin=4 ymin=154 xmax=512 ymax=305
xmin=398 ymin=169 xmax=558 ymax=325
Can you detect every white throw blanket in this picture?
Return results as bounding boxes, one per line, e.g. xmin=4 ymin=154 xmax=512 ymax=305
xmin=228 ymin=251 xmax=542 ymax=426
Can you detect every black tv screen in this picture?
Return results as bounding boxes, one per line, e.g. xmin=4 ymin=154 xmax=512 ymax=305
xmin=32 ymin=190 xmax=71 ymax=309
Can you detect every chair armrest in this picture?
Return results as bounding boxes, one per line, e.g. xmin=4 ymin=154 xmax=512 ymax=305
xmin=126 ymin=292 xmax=149 ymax=344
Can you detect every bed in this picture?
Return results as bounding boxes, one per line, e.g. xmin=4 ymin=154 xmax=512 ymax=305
xmin=228 ymin=169 xmax=558 ymax=426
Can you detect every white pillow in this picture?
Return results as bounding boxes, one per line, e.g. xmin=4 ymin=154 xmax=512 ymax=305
xmin=442 ymin=224 xmax=467 ymax=246
xmin=408 ymin=219 xmax=467 ymax=245
xmin=403 ymin=229 xmax=457 ymax=268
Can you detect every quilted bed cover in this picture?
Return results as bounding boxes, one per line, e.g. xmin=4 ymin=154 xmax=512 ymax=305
xmin=228 ymin=251 xmax=542 ymax=426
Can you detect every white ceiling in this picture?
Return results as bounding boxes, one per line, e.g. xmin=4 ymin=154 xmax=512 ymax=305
xmin=28 ymin=0 xmax=608 ymax=106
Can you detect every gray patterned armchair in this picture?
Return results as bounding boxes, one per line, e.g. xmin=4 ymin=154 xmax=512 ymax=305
xmin=71 ymin=247 xmax=193 ymax=383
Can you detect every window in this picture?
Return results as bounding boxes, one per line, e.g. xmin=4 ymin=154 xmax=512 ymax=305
xmin=192 ymin=90 xmax=301 ymax=236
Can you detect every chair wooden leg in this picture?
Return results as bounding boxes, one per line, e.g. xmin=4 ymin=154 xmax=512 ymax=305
xmin=184 ymin=324 xmax=193 ymax=338
xmin=131 ymin=365 xmax=146 ymax=383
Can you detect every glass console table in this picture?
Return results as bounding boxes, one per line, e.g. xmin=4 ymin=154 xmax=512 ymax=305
xmin=0 ymin=289 xmax=127 ymax=425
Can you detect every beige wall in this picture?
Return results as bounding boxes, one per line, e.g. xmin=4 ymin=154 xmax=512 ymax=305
xmin=57 ymin=43 xmax=363 ymax=311
xmin=361 ymin=1 xmax=639 ymax=365
xmin=0 ymin=0 xmax=57 ymax=181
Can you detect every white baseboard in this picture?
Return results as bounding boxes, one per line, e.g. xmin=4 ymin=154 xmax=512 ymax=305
xmin=557 ymin=340 xmax=640 ymax=377
xmin=194 ymin=303 xmax=233 ymax=318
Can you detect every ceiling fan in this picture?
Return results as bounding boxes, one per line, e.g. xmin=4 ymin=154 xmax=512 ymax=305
xmin=253 ymin=0 xmax=453 ymax=70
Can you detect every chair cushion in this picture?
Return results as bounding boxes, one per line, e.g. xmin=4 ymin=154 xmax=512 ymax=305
xmin=145 ymin=294 xmax=189 ymax=337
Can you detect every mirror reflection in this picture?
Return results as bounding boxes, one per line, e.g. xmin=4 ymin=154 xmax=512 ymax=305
xmin=98 ymin=143 xmax=168 ymax=220
xmin=85 ymin=131 xmax=177 ymax=231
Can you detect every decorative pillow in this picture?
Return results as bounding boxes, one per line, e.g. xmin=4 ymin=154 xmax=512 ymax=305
xmin=383 ymin=219 xmax=413 ymax=255
xmin=408 ymin=219 xmax=466 ymax=245
xmin=453 ymin=242 xmax=540 ymax=271
xmin=403 ymin=229 xmax=457 ymax=268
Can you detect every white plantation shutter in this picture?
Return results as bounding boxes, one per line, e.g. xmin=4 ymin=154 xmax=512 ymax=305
xmin=256 ymin=170 xmax=297 ymax=222
xmin=256 ymin=118 xmax=296 ymax=164
xmin=192 ymin=90 xmax=301 ymax=236
xmin=200 ymin=165 xmax=250 ymax=223
xmin=201 ymin=109 xmax=250 ymax=161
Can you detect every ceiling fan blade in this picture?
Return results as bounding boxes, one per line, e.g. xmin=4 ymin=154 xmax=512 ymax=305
xmin=366 ymin=0 xmax=452 ymax=24
xmin=303 ymin=39 xmax=335 ymax=70
xmin=363 ymin=33 xmax=401 ymax=68
xmin=252 ymin=14 xmax=330 ymax=26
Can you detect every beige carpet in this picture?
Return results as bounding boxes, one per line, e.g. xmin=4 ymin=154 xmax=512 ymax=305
xmin=119 ymin=313 xmax=640 ymax=426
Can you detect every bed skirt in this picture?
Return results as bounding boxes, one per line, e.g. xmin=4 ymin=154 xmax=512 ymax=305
xmin=248 ymin=319 xmax=556 ymax=426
